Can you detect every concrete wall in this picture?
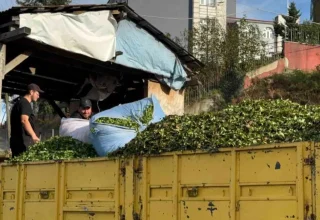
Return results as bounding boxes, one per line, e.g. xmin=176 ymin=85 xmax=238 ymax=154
xmin=244 ymin=41 xmax=320 ymax=88
xmin=284 ymin=41 xmax=320 ymax=71
xmin=244 ymin=59 xmax=286 ymax=88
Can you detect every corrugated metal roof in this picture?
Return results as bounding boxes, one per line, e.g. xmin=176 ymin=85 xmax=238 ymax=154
xmin=0 ymin=3 xmax=203 ymax=70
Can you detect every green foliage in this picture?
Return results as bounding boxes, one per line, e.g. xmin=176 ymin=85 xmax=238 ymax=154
xmin=16 ymin=0 xmax=71 ymax=6
xmin=274 ymin=2 xmax=303 ymax=41
xmin=109 ymin=100 xmax=320 ymax=157
xmin=140 ymin=105 xmax=154 ymax=125
xmin=219 ymin=69 xmax=245 ymax=103
xmin=287 ymin=21 xmax=320 ymax=45
xmin=96 ymin=117 xmax=140 ymax=131
xmin=95 ymin=104 xmax=154 ymax=131
xmin=177 ymin=18 xmax=267 ymax=82
xmin=286 ymin=2 xmax=302 ymax=24
xmin=7 ymin=136 xmax=97 ymax=163
xmin=241 ymin=70 xmax=320 ymax=105
xmin=273 ymin=20 xmax=285 ymax=37
xmin=37 ymin=99 xmax=54 ymax=116
xmin=180 ymin=18 xmax=273 ymax=106
xmin=273 ymin=2 xmax=301 ymax=38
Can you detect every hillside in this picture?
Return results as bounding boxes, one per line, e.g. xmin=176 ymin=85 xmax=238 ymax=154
xmin=240 ymin=70 xmax=320 ymax=105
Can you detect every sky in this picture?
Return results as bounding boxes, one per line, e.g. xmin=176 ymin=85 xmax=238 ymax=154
xmin=236 ymin=0 xmax=310 ymax=21
xmin=0 ymin=102 xmax=5 ymax=125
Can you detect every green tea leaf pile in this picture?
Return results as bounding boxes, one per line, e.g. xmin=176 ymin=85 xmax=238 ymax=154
xmin=96 ymin=117 xmax=140 ymax=131
xmin=140 ymin=104 xmax=154 ymax=125
xmin=7 ymin=136 xmax=98 ymax=163
xmin=109 ymin=100 xmax=320 ymax=157
xmin=95 ymin=104 xmax=154 ymax=131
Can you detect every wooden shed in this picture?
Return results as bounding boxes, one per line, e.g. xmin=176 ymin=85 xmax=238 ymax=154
xmin=0 ymin=3 xmax=202 ymax=116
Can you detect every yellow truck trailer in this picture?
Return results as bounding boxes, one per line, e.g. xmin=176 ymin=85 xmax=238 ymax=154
xmin=0 ymin=142 xmax=318 ymax=220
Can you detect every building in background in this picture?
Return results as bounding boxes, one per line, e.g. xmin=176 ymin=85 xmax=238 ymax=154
xmin=227 ymin=17 xmax=282 ymax=56
xmin=109 ymin=0 xmax=231 ymax=36
xmin=109 ymin=0 xmax=193 ymax=38
xmin=227 ymin=0 xmax=236 ymax=18
xmin=193 ymin=0 xmax=227 ymax=29
xmin=311 ymin=0 xmax=320 ymax=22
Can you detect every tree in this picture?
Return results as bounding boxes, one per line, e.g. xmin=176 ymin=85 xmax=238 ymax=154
xmin=16 ymin=0 xmax=71 ymax=6
xmin=274 ymin=2 xmax=301 ymax=39
xmin=286 ymin=2 xmax=301 ymax=26
xmin=177 ymin=18 xmax=267 ymax=102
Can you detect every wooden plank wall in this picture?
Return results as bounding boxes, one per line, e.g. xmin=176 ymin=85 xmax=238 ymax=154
xmin=146 ymin=80 xmax=184 ymax=115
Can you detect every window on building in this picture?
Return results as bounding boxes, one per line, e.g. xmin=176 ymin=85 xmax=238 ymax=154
xmin=263 ymin=27 xmax=274 ymax=39
xmin=200 ymin=0 xmax=216 ymax=6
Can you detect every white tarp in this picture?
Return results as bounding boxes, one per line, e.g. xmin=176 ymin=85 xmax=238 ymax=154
xmin=59 ymin=118 xmax=91 ymax=144
xmin=19 ymin=11 xmax=117 ymax=61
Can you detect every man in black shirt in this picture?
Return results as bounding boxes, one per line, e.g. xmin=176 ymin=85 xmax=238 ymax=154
xmin=10 ymin=83 xmax=43 ymax=157
xmin=70 ymin=98 xmax=93 ymax=120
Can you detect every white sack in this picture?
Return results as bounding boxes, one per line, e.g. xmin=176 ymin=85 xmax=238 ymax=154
xmin=20 ymin=11 xmax=117 ymax=61
xmin=59 ymin=118 xmax=91 ymax=144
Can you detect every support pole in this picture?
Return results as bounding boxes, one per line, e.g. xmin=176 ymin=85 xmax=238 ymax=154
xmin=5 ymin=93 xmax=10 ymax=143
xmin=0 ymin=43 xmax=6 ymax=111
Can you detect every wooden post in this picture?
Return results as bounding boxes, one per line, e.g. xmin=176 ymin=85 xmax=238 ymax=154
xmin=0 ymin=43 xmax=6 ymax=113
xmin=5 ymin=93 xmax=10 ymax=141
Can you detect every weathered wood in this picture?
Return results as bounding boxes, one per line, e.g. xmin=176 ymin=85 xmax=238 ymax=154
xmin=112 ymin=10 xmax=120 ymax=15
xmin=185 ymin=77 xmax=201 ymax=87
xmin=0 ymin=27 xmax=31 ymax=43
xmin=0 ymin=21 xmax=19 ymax=29
xmin=0 ymin=44 xmax=5 ymax=78
xmin=29 ymin=67 xmax=36 ymax=74
xmin=4 ymin=51 xmax=32 ymax=76
xmin=47 ymin=99 xmax=66 ymax=118
xmin=11 ymin=16 xmax=19 ymax=21
xmin=0 ymin=44 xmax=6 ymax=108
xmin=146 ymin=80 xmax=185 ymax=115
xmin=12 ymin=69 xmax=77 ymax=85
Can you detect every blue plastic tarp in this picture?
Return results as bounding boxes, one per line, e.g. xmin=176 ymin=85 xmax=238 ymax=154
xmin=89 ymin=95 xmax=165 ymax=156
xmin=115 ymin=19 xmax=187 ymax=90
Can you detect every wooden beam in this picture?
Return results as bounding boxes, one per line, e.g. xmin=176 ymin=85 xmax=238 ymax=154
xmin=29 ymin=67 xmax=36 ymax=74
xmin=112 ymin=10 xmax=120 ymax=15
xmin=12 ymin=69 xmax=77 ymax=85
xmin=47 ymin=99 xmax=66 ymax=118
xmin=2 ymin=86 xmax=72 ymax=102
xmin=0 ymin=21 xmax=19 ymax=29
xmin=72 ymin=10 xmax=85 ymax=15
xmin=185 ymin=77 xmax=201 ymax=87
xmin=0 ymin=27 xmax=31 ymax=43
xmin=4 ymin=74 xmax=78 ymax=93
xmin=4 ymin=51 xmax=32 ymax=76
